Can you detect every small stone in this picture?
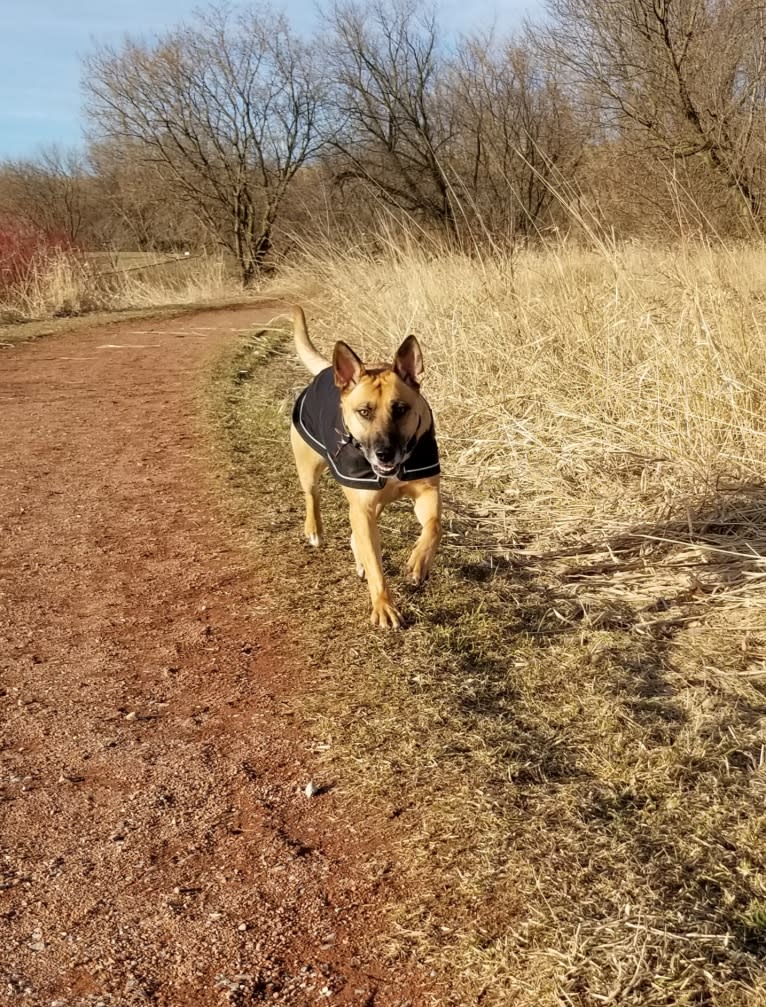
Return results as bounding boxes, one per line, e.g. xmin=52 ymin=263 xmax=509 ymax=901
xmin=124 ymin=711 xmax=137 ymax=722
xmin=304 ymin=781 xmax=319 ymax=798
xmin=238 ymin=923 xmax=247 ymax=931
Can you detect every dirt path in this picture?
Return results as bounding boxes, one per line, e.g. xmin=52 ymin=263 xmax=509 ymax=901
xmin=0 ymin=309 xmax=423 ymax=1007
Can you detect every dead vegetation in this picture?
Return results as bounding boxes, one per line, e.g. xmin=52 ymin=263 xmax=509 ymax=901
xmin=208 ymin=241 xmax=766 ymax=1006
xmin=0 ymin=250 xmax=241 ymax=324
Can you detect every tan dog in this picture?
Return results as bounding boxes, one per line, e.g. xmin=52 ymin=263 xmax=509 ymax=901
xmin=289 ymin=306 xmax=442 ymax=628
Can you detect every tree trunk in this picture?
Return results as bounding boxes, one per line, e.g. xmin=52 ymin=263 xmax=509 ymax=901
xmin=240 ymin=260 xmax=256 ymax=287
xmin=253 ymin=229 xmax=272 ymax=272
xmin=236 ymin=226 xmax=272 ymax=287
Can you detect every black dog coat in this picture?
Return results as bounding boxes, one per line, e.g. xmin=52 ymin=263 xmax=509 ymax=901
xmin=292 ymin=367 xmax=440 ymax=490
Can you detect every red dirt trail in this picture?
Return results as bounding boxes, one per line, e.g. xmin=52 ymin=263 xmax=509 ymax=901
xmin=0 ymin=308 xmax=426 ymax=1006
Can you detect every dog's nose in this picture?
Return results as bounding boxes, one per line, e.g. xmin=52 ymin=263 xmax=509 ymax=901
xmin=375 ymin=444 xmax=396 ymax=463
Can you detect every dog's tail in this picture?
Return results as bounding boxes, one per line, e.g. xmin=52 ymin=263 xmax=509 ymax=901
xmin=292 ymin=306 xmax=329 ymax=376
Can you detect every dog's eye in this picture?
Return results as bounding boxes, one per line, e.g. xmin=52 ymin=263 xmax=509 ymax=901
xmin=392 ymin=402 xmax=410 ymax=418
xmin=357 ymin=406 xmax=373 ymax=420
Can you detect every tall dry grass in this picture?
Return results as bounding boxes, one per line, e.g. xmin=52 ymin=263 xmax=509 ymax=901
xmin=0 ymin=249 xmax=240 ymax=322
xmin=272 ymin=239 xmax=766 ymax=546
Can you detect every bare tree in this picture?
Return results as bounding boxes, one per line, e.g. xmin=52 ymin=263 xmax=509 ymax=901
xmin=83 ymin=4 xmax=325 ymax=284
xmin=0 ymin=146 xmax=91 ymax=244
xmin=327 ymin=0 xmax=458 ymax=237
xmin=543 ymin=0 xmax=766 ymax=221
xmin=450 ymin=38 xmax=584 ymax=239
xmin=88 ymin=139 xmax=208 ymax=251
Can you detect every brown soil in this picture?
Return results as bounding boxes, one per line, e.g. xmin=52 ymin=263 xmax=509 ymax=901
xmin=0 ymin=308 xmax=427 ymax=1006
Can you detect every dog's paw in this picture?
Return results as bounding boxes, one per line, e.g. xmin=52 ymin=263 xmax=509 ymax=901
xmin=406 ymin=549 xmax=432 ymax=585
xmin=370 ymin=595 xmax=402 ymax=629
xmin=306 ymin=532 xmax=322 ymax=548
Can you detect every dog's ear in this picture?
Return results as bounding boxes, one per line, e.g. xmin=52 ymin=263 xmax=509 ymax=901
xmin=393 ymin=334 xmax=423 ymax=387
xmin=333 ymin=341 xmax=365 ymax=390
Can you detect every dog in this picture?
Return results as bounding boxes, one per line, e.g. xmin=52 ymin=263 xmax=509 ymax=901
xmin=288 ymin=306 xmax=442 ymax=628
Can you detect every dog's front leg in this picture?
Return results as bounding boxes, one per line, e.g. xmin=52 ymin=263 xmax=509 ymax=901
xmin=406 ymin=478 xmax=442 ymax=584
xmin=345 ymin=492 xmax=402 ymax=629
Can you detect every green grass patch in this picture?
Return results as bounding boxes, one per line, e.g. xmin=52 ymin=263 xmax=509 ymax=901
xmin=207 ymin=327 xmax=766 ymax=1006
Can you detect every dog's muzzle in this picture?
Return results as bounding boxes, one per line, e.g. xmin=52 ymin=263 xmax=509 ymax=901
xmin=371 ymin=459 xmax=400 ymax=478
xmin=367 ymin=418 xmax=422 ymax=478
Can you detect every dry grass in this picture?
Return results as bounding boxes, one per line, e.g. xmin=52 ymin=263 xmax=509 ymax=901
xmin=271 ymin=239 xmax=766 ymax=529
xmin=209 ymin=241 xmax=766 ymax=1006
xmin=0 ymin=249 xmax=241 ymax=323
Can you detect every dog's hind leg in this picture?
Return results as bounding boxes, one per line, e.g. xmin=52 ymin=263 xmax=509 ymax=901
xmin=350 ymin=533 xmax=367 ymax=578
xmin=290 ymin=424 xmax=327 ymax=547
xmin=405 ymin=477 xmax=442 ymax=584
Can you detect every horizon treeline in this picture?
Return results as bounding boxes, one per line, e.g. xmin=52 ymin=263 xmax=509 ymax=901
xmin=2 ymin=0 xmax=765 ymax=283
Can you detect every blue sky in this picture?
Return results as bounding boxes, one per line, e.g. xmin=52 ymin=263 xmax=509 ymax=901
xmin=0 ymin=1 xmax=539 ymax=160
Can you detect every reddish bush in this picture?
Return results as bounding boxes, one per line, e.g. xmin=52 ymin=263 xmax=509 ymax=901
xmin=0 ymin=222 xmax=71 ymax=298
